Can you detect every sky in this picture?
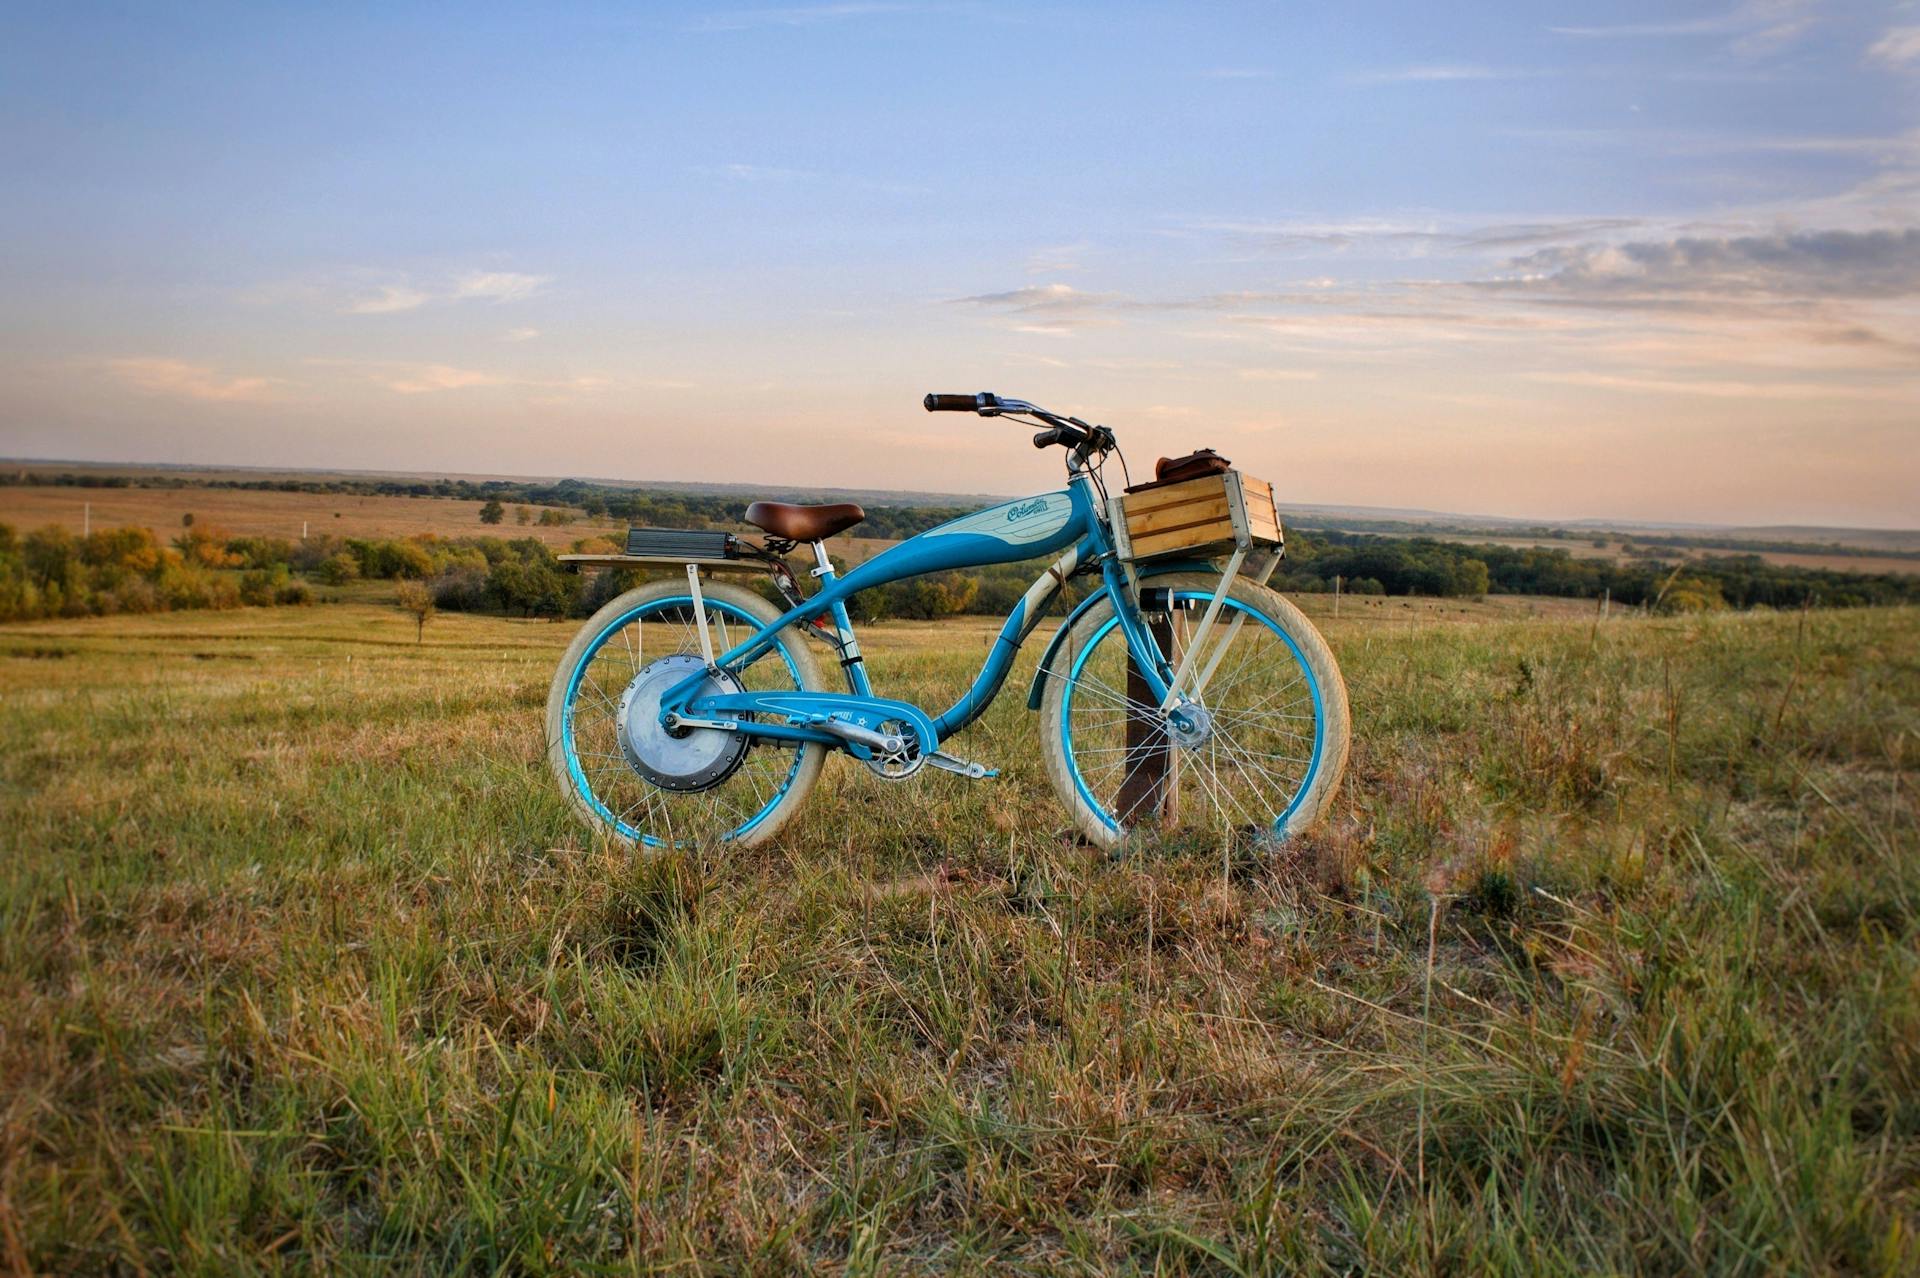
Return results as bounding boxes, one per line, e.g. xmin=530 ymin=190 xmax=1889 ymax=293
xmin=1 ymin=1 xmax=1916 ymax=527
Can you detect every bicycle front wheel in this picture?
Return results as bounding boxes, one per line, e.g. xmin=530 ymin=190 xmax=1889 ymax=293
xmin=1038 ymin=573 xmax=1349 ymax=851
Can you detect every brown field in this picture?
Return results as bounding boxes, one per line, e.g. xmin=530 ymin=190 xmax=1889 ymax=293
xmin=1426 ymin=531 xmax=1920 ymax=578
xmin=0 ymin=483 xmax=626 ymax=549
xmin=1739 ymin=548 xmax=1920 ymax=576
xmin=0 ymin=483 xmax=891 ymax=563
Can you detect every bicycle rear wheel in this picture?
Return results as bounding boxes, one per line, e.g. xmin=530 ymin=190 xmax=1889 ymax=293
xmin=1038 ymin=573 xmax=1349 ymax=851
xmin=546 ymin=579 xmax=826 ymax=849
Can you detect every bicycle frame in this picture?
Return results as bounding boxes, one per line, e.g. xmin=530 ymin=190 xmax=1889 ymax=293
xmin=657 ymin=469 xmax=1180 ymax=756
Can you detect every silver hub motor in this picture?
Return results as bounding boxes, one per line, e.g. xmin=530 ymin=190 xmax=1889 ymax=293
xmin=616 ymin=653 xmax=748 ymax=792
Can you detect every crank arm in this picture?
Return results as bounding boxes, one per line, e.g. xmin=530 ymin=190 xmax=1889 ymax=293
xmin=926 ymin=752 xmax=997 ymax=780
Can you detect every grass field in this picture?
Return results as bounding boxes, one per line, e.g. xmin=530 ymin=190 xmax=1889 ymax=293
xmin=1 ymin=596 xmax=1915 ymax=1273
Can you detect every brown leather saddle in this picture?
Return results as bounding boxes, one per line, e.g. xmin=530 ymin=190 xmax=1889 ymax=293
xmin=744 ymin=501 xmax=866 ymax=542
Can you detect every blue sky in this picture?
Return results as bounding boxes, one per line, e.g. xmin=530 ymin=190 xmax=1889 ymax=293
xmin=1 ymin=1 xmax=1916 ymax=525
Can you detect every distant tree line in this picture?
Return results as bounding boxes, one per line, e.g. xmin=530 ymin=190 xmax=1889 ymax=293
xmin=1281 ymin=518 xmax=1920 ymax=563
xmin=1272 ymin=532 xmax=1920 ymax=610
xmin=22 ymin=468 xmax=1912 ymax=564
xmin=5 ymin=501 xmax=1917 ymax=627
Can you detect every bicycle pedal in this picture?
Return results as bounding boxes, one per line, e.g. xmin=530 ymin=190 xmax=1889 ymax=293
xmin=926 ymin=752 xmax=997 ymax=780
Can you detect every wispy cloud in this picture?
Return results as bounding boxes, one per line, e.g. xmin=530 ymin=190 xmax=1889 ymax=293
xmin=342 ymin=285 xmax=432 ymax=315
xmin=380 ymin=364 xmax=511 ymax=395
xmin=1236 ymin=367 xmax=1320 ymax=381
xmin=1522 ymin=370 xmax=1910 ymax=401
xmin=451 ymin=271 xmax=551 ymax=303
xmin=501 ymin=326 xmax=541 ymax=342
xmin=1349 ymin=65 xmax=1541 ymax=85
xmin=952 ymin=282 xmax=1121 ymax=314
xmin=1499 ymin=125 xmax=1920 ymax=163
xmin=1187 ymin=215 xmax=1644 ymax=256
xmin=1479 ymin=228 xmax=1920 ymax=302
xmin=108 ymin=357 xmax=282 ymax=402
xmin=1868 ymin=26 xmax=1920 ymax=69
xmin=109 ymin=357 xmax=281 ymax=403
xmin=689 ymin=3 xmax=920 ymax=33
xmin=321 ymin=360 xmax=611 ymax=397
xmin=1550 ymin=0 xmax=1818 ymax=57
xmin=335 ymin=269 xmax=549 ymax=316
xmin=709 ymin=162 xmax=814 ymax=182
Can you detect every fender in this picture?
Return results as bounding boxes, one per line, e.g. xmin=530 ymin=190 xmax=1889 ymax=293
xmin=1024 ymin=557 xmax=1220 ymax=709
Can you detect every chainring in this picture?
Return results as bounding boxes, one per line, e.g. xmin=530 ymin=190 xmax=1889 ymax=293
xmin=861 ymin=717 xmax=927 ymax=780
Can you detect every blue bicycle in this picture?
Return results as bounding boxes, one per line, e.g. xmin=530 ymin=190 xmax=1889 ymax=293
xmin=546 ymin=392 xmax=1350 ymax=851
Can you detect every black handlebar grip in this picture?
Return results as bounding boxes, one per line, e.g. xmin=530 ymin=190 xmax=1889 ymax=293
xmin=924 ymin=393 xmax=980 ymax=412
xmin=1032 ymin=428 xmax=1062 ymax=449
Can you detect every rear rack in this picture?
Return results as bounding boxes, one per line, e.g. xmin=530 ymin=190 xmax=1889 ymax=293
xmin=558 ymin=527 xmax=772 ymax=574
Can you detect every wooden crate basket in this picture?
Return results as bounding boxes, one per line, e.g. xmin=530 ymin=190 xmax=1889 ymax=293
xmin=1111 ymin=470 xmax=1282 ymax=563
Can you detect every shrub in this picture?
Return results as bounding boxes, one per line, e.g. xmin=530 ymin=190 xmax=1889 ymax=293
xmin=227 ymin=536 xmax=296 ymax=570
xmin=239 ymin=565 xmax=308 ymax=607
xmin=173 ymin=525 xmax=241 ymax=568
xmin=431 ymin=563 xmax=491 ymax=611
xmin=316 ymin=552 xmax=360 ymax=586
xmin=157 ymin=563 xmax=238 ymax=611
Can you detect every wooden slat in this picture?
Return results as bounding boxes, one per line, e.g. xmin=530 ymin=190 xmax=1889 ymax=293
xmin=1127 ymin=494 xmax=1234 ymax=536
xmin=1129 ymin=527 xmax=1238 ymax=559
xmin=1122 ymin=474 xmax=1230 ymax=515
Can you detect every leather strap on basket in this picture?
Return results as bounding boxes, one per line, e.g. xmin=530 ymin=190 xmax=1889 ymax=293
xmin=1124 ymin=448 xmax=1232 ymax=494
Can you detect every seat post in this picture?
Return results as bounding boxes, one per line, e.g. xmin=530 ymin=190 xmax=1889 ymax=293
xmin=811 ymin=541 xmax=834 ymax=578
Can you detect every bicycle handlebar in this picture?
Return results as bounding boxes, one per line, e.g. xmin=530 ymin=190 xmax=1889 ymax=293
xmin=923 ymin=391 xmax=1116 ymax=457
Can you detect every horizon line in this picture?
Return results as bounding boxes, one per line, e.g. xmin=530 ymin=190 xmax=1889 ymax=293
xmin=1 ymin=453 xmax=1915 ymax=537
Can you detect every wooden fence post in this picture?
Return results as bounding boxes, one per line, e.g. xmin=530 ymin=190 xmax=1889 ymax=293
xmin=1117 ymin=611 xmax=1177 ymax=827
